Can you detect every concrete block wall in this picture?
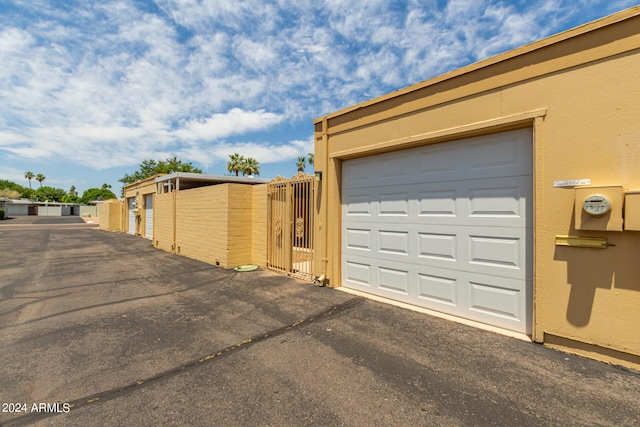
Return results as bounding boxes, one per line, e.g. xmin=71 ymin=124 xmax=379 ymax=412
xmin=98 ymin=200 xmax=123 ymax=232
xmin=80 ymin=205 xmax=98 ymax=218
xmin=251 ymin=184 xmax=268 ymax=267
xmin=175 ymin=185 xmax=230 ymax=267
xmin=153 ymin=192 xmax=174 ymax=252
xmin=144 ymin=183 xmax=269 ymax=270
xmin=226 ymin=184 xmax=253 ymax=267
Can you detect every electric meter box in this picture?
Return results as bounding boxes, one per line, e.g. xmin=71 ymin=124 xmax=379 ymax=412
xmin=574 ymin=186 xmax=623 ymax=231
xmin=624 ymin=191 xmax=640 ymax=231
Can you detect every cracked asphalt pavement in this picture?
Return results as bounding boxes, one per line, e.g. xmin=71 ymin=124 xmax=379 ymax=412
xmin=1 ymin=217 xmax=639 ymax=426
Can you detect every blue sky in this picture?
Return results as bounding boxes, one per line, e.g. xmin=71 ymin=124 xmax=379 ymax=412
xmin=1 ymin=0 xmax=638 ymax=195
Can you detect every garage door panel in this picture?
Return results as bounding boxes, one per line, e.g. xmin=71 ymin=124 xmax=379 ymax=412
xmin=344 ymin=191 xmax=372 ymax=216
xmin=344 ymin=258 xmax=373 ymax=288
xmin=378 ymin=230 xmax=410 ymax=256
xmin=344 ymin=228 xmax=372 ymax=252
xmin=379 ymin=192 xmax=410 ymax=216
xmin=468 ymin=180 xmax=528 ymax=218
xmin=417 ymin=231 xmax=458 ymax=262
xmin=466 ymin=131 xmax=532 ymax=179
xmin=344 ymin=254 xmax=415 ymax=297
xmin=465 ymin=227 xmax=529 ymax=278
xmin=344 ymin=217 xmax=530 ymax=278
xmin=344 ymin=151 xmax=416 ymax=189
xmin=468 ymin=235 xmax=522 ymax=270
xmin=417 ymin=270 xmax=458 ymax=307
xmin=468 ymin=281 xmax=521 ymax=320
xmin=342 ymin=128 xmax=532 ymax=334
xmin=343 ymin=157 xmax=377 ymax=189
xmin=417 ymin=187 xmax=458 ymax=218
xmin=415 ymin=143 xmax=462 ymax=183
xmin=466 ymin=179 xmax=531 ymax=228
xmin=378 ymin=266 xmax=410 ymax=295
xmin=466 ymin=274 xmax=529 ymax=328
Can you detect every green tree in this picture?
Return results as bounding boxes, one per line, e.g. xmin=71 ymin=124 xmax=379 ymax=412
xmin=80 ymin=188 xmax=117 ymax=204
xmin=101 ymin=183 xmax=112 ymax=190
xmin=0 ymin=189 xmax=21 ymax=199
xmin=35 ymin=173 xmax=46 ymax=187
xmin=307 ymin=153 xmax=314 ymax=166
xmin=227 ymin=153 xmax=245 ymax=176
xmin=0 ymin=179 xmax=33 ymax=199
xmin=242 ymin=157 xmax=260 ymax=176
xmin=62 ymin=186 xmax=81 ymax=203
xmin=25 ymin=171 xmax=34 ymax=189
xmin=33 ymin=186 xmax=66 ymax=202
xmin=296 ymin=156 xmax=307 ymax=173
xmin=119 ymin=157 xmax=202 ymax=186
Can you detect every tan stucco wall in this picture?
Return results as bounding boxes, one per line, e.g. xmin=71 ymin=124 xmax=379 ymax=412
xmin=98 ymin=199 xmax=123 ymax=232
xmin=123 ymin=174 xmax=163 ymax=237
xmin=313 ymin=8 xmax=640 ymax=369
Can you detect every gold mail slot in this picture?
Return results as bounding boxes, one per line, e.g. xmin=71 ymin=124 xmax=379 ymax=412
xmin=555 ymin=235 xmax=608 ymax=249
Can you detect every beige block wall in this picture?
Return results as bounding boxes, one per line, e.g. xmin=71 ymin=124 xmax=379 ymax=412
xmin=153 ymin=183 xmax=267 ymax=269
xmin=98 ymin=200 xmax=123 ymax=232
xmin=313 ymin=10 xmax=640 ymax=369
xmin=226 ymin=184 xmax=253 ymax=267
xmin=251 ymin=184 xmax=268 ymax=267
xmin=153 ymin=192 xmax=175 ymax=252
xmin=175 ymin=185 xmax=229 ymax=266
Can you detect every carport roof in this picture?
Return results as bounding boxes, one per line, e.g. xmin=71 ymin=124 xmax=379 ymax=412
xmin=155 ymin=172 xmax=271 ymax=191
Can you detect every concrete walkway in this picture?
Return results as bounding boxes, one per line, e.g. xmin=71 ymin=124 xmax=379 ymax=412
xmin=0 ymin=227 xmax=638 ymax=426
xmin=0 ymin=215 xmax=98 ymax=230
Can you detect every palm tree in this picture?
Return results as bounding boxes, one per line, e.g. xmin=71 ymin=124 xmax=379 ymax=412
xmin=69 ymin=186 xmax=77 ymax=197
xmin=243 ymin=157 xmax=260 ymax=177
xmin=227 ymin=153 xmax=245 ymax=176
xmin=25 ymin=171 xmax=34 ymax=189
xmin=296 ymin=156 xmax=307 ymax=173
xmin=36 ymin=173 xmax=46 ymax=188
xmin=307 ymin=153 xmax=314 ymax=166
xmin=102 ymin=183 xmax=112 ymax=190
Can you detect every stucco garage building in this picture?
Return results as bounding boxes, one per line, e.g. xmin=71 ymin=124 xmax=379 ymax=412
xmin=313 ymin=8 xmax=640 ymax=370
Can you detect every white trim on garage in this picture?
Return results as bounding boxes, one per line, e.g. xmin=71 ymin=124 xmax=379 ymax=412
xmin=341 ymin=128 xmax=533 ymax=335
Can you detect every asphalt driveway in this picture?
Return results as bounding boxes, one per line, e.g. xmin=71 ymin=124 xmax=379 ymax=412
xmin=0 ymin=224 xmax=639 ymax=426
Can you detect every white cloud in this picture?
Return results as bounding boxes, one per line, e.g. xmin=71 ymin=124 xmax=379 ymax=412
xmin=175 ymin=108 xmax=284 ymax=141
xmin=1 ymin=0 xmax=637 ymax=180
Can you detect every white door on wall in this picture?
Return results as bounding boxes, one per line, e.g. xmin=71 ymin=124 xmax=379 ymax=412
xmin=145 ymin=195 xmax=153 ymax=239
xmin=128 ymin=198 xmax=136 ymax=235
xmin=341 ymin=128 xmax=533 ymax=334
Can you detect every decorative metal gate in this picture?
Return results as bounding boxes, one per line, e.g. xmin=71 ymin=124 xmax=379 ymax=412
xmin=267 ymin=173 xmax=315 ymax=281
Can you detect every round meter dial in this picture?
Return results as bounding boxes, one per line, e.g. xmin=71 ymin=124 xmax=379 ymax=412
xmin=583 ymin=194 xmax=611 ymax=216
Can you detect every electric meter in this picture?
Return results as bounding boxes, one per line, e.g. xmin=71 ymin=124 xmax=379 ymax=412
xmin=583 ymin=194 xmax=611 ymax=216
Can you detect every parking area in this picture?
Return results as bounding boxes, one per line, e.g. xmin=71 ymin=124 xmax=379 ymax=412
xmin=0 ymin=226 xmax=638 ymax=426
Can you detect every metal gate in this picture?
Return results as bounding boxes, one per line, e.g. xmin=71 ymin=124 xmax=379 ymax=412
xmin=267 ymin=173 xmax=314 ymax=281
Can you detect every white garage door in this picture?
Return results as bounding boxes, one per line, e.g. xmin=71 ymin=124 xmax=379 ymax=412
xmin=128 ymin=198 xmax=136 ymax=235
xmin=145 ymin=194 xmax=153 ymax=239
xmin=342 ymin=129 xmax=533 ymax=334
